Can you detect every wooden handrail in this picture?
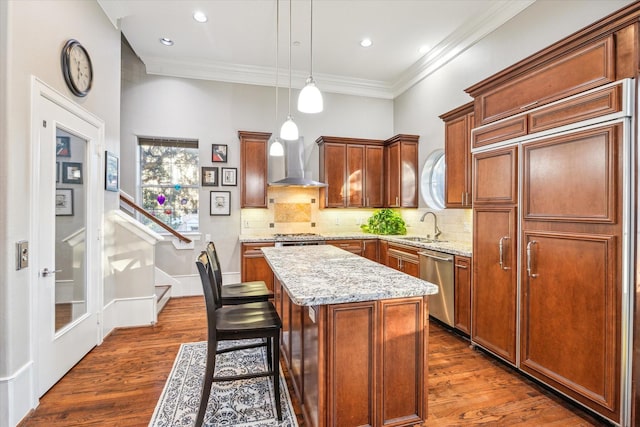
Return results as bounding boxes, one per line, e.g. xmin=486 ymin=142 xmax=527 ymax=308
xmin=119 ymin=193 xmax=192 ymax=243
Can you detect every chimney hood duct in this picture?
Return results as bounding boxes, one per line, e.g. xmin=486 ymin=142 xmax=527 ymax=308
xmin=269 ymin=137 xmax=327 ymax=187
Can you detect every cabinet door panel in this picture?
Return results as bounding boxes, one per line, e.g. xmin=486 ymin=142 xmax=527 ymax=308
xmin=323 ymin=143 xmax=347 ymax=207
xmin=520 ymin=231 xmax=619 ymax=419
xmin=347 ymin=145 xmax=365 ymax=207
xmin=327 ymin=302 xmax=376 ymax=427
xmin=241 ymin=243 xmax=275 ymax=291
xmin=378 ymin=298 xmax=426 ymax=426
xmin=472 ymin=207 xmax=517 ymax=364
xmin=523 ymin=124 xmax=620 ymax=223
xmin=444 ymin=114 xmax=468 ymax=207
xmin=239 ymin=131 xmax=270 ymax=208
xmin=473 ymin=36 xmax=615 ymax=125
xmin=364 ymin=146 xmax=384 ymax=207
xmin=473 ymin=146 xmax=517 ymax=205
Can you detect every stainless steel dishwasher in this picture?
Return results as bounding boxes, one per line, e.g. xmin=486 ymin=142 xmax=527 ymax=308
xmin=419 ymin=249 xmax=454 ymax=327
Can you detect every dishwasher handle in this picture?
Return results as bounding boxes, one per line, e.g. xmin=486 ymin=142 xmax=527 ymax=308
xmin=418 ymin=251 xmax=453 ymax=262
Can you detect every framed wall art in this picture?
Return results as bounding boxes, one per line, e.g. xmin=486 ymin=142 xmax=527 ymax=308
xmin=201 ymin=167 xmax=219 ymax=186
xmin=62 ymin=162 xmax=83 ymax=184
xmin=105 ymin=151 xmax=119 ymax=192
xmin=56 ymin=136 xmax=71 ymax=157
xmin=221 ymin=167 xmax=237 ymax=186
xmin=55 ymin=188 xmax=74 ymax=216
xmin=210 ymin=191 xmax=231 ymax=216
xmin=212 ymin=144 xmax=228 ymax=163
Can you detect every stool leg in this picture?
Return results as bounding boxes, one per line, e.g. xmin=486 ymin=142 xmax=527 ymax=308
xmin=195 ymin=341 xmax=217 ymax=426
xmin=273 ymin=333 xmax=282 ymax=421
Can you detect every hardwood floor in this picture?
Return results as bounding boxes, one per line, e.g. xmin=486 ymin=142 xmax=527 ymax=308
xmin=20 ymin=296 xmax=610 ymax=426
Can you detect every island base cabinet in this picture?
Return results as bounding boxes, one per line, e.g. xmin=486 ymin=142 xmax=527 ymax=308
xmin=288 ymin=296 xmax=429 ymax=427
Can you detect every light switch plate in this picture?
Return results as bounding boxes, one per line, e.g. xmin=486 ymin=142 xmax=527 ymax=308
xmin=16 ymin=241 xmax=28 ymax=270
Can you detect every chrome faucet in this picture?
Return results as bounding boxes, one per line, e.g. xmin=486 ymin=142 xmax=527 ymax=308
xmin=420 ymin=211 xmax=442 ymax=240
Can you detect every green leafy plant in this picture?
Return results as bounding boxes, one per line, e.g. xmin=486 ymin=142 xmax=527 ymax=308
xmin=360 ymin=208 xmax=407 ymax=235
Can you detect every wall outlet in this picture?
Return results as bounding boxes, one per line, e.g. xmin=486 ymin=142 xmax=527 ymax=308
xmin=335 ymin=216 xmax=340 ymax=225
xmin=205 ymin=234 xmax=211 ymax=241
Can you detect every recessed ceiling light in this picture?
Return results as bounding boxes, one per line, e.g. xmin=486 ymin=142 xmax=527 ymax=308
xmin=360 ymin=38 xmax=372 ymax=48
xmin=160 ymin=37 xmax=174 ymax=46
xmin=193 ymin=11 xmax=208 ymax=23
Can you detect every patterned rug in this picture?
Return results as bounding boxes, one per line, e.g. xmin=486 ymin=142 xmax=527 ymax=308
xmin=149 ymin=340 xmax=298 ymax=427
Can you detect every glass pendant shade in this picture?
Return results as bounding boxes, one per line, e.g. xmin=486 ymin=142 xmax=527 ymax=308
xmin=280 ymin=115 xmax=299 ymax=140
xmin=298 ymin=76 xmax=323 ymax=113
xmin=269 ymin=137 xmax=285 ymax=156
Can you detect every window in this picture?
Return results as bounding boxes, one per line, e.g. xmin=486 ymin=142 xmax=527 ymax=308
xmin=138 ymin=137 xmax=199 ymax=232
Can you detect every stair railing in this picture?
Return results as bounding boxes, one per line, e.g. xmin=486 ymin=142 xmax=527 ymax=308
xmin=119 ymin=192 xmax=192 ymax=244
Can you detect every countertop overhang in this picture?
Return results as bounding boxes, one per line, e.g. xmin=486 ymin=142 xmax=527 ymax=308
xmin=261 ymin=245 xmax=439 ymax=306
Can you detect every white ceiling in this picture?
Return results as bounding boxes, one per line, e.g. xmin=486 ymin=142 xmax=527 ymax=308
xmin=98 ymin=0 xmax=535 ymax=99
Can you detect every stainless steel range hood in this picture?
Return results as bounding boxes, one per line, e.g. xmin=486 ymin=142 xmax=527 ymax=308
xmin=268 ymin=136 xmax=327 ymax=187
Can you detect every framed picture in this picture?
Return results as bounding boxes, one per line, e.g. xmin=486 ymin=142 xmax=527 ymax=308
xmin=201 ymin=166 xmax=219 ymax=186
xmin=105 ymin=151 xmax=119 ymax=192
xmin=56 ymin=136 xmax=71 ymax=157
xmin=55 ymin=188 xmax=74 ymax=216
xmin=221 ymin=167 xmax=237 ymax=186
xmin=212 ymin=144 xmax=228 ymax=163
xmin=56 ymin=161 xmax=60 ymax=183
xmin=210 ymin=191 xmax=231 ymax=216
xmin=62 ymin=162 xmax=83 ymax=184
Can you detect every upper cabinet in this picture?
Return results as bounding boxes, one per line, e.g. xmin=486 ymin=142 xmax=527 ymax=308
xmin=317 ymin=136 xmax=385 ymax=208
xmin=239 ymin=131 xmax=270 ymax=208
xmin=440 ymin=103 xmax=474 ymax=208
xmin=385 ymin=134 xmax=419 ymax=208
xmin=466 ymin=21 xmax=636 ymax=127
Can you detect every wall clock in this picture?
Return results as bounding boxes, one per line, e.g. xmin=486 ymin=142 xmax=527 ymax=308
xmin=61 ymin=39 xmax=93 ymax=97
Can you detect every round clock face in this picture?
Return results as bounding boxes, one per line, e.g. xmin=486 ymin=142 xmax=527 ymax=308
xmin=61 ymin=39 xmax=93 ymax=97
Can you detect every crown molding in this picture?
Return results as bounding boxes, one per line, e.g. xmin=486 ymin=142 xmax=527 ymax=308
xmin=142 ymin=56 xmax=395 ymax=99
xmin=392 ymin=0 xmax=535 ymax=97
xmin=141 ymin=0 xmax=534 ymax=100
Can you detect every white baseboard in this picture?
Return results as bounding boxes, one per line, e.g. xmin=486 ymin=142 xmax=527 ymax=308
xmin=102 ymin=295 xmax=156 ymax=335
xmin=0 ymin=360 xmax=36 ymax=427
xmin=169 ymin=272 xmax=241 ymax=297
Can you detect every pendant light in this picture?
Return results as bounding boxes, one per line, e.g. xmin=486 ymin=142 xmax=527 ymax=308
xmin=297 ymin=0 xmax=323 ymax=113
xmin=280 ymin=0 xmax=299 ymax=141
xmin=270 ymin=0 xmax=284 ymax=156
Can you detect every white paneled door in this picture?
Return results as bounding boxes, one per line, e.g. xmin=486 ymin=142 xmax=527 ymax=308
xmin=33 ymin=80 xmax=104 ymax=396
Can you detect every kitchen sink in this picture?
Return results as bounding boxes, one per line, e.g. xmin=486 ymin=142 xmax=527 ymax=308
xmin=399 ymin=236 xmax=447 ymax=243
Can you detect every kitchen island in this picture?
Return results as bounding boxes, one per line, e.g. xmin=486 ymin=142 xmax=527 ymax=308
xmin=261 ymin=245 xmax=438 ymax=427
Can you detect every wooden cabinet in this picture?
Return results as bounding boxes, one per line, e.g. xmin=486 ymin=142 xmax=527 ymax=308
xmin=472 ymin=83 xmax=623 ymax=149
xmin=472 ymin=207 xmax=518 ymax=364
xmin=362 ymin=239 xmax=378 ymax=262
xmin=240 ymin=242 xmax=275 ymax=291
xmin=519 ymin=123 xmax=622 ymax=422
xmin=239 ymin=131 xmax=270 ymax=208
xmin=466 ymin=18 xmax=637 ymax=127
xmin=385 ymin=242 xmax=420 ymax=278
xmin=440 ymin=102 xmax=474 ymax=208
xmin=384 ymin=134 xmax=419 ymax=208
xmin=317 ymin=136 xmax=385 ymax=208
xmin=454 ymin=255 xmax=471 ymax=336
xmin=472 ymin=146 xmax=517 ymax=205
xmin=327 ymin=238 xmax=378 ymax=262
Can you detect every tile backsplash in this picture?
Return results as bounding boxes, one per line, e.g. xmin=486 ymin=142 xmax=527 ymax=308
xmin=240 ymin=187 xmax=472 ymax=244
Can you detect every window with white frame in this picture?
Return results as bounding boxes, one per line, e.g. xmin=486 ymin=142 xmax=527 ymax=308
xmin=138 ymin=137 xmax=199 ymax=233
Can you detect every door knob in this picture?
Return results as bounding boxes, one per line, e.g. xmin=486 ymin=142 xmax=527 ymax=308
xmin=41 ymin=268 xmax=61 ymax=277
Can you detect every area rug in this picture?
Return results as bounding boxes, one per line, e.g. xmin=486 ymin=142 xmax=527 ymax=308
xmin=149 ymin=340 xmax=298 ymax=427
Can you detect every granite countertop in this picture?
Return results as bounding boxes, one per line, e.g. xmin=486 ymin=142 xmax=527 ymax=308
xmin=240 ymin=232 xmax=472 ymax=257
xmin=261 ymin=245 xmax=439 ymax=306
